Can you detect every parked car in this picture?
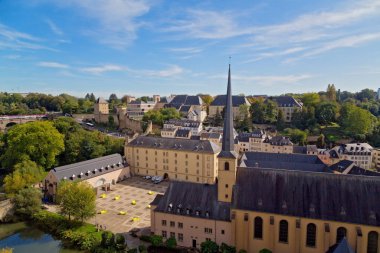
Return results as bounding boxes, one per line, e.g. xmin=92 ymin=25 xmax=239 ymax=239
xmin=153 ymin=176 xmax=163 ymax=184
xmin=144 ymin=175 xmax=151 ymax=180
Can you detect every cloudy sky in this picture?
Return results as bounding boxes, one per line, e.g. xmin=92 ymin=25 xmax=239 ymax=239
xmin=1 ymin=0 xmax=380 ymax=97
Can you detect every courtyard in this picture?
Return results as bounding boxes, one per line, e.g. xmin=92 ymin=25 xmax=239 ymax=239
xmin=88 ymin=176 xmax=169 ymax=246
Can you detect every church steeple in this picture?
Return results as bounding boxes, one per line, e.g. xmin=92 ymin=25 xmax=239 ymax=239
xmin=218 ymin=64 xmax=237 ymax=159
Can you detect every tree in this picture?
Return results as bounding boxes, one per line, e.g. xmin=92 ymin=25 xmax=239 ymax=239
xmin=340 ymin=103 xmax=377 ymax=135
xmin=143 ymin=108 xmax=180 ymax=126
xmin=250 ymin=99 xmax=266 ymax=124
xmin=259 ymin=249 xmax=272 ymax=253
xmin=276 ymin=110 xmax=285 ymax=131
xmin=316 ymin=134 xmax=326 ymax=148
xmin=56 ymin=181 xmax=96 ymax=222
xmin=165 ymin=237 xmax=177 ymax=248
xmin=1 ymin=121 xmax=64 ymax=169
xmin=201 ymin=240 xmax=219 ymax=253
xmin=108 ymin=115 xmax=115 ymax=126
xmin=315 ymin=102 xmax=338 ymax=125
xmin=284 ymin=128 xmax=308 ymax=145
xmin=220 ymin=243 xmax=236 ymax=253
xmin=3 ymin=160 xmax=46 ymax=195
xmin=301 ymin=93 xmax=320 ymax=107
xmin=326 ymin=84 xmax=337 ymax=101
xmin=200 ymin=94 xmax=214 ymax=106
xmin=356 ymin=88 xmax=375 ymax=101
xmin=150 ymin=235 xmax=163 ymax=247
xmin=14 ymin=187 xmax=42 ymax=218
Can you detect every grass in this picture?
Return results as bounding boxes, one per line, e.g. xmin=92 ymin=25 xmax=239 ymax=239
xmin=73 ymin=223 xmax=102 ymax=241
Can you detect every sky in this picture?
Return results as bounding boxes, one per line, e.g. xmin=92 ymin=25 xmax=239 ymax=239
xmin=1 ymin=0 xmax=380 ymax=98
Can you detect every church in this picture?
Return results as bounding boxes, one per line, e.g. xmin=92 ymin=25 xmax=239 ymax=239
xmin=150 ymin=65 xmax=380 ymax=253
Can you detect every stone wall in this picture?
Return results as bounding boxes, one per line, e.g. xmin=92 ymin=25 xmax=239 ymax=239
xmin=0 ymin=199 xmax=14 ymax=222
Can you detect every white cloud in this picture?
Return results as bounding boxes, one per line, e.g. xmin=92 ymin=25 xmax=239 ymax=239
xmin=0 ymin=23 xmax=54 ymax=51
xmin=45 ymin=19 xmax=63 ymax=36
xmin=4 ymin=55 xmax=21 ymax=60
xmin=49 ymin=0 xmax=151 ymax=49
xmin=81 ymin=64 xmax=184 ymax=77
xmin=38 ymin=61 xmax=69 ymax=68
xmin=210 ymin=73 xmax=311 ymax=86
xmin=168 ymin=47 xmax=203 ymax=54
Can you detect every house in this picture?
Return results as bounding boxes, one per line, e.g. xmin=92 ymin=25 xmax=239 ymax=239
xmin=166 ymin=95 xmax=207 ymax=122
xmin=44 ymin=154 xmax=130 ymax=201
xmin=163 ymin=119 xmax=202 ymax=136
xmin=262 ymin=135 xmax=294 ymax=154
xmin=127 ymin=100 xmax=156 ymax=120
xmin=237 ymin=130 xmax=268 ymax=152
xmin=331 ymin=143 xmax=373 ymax=170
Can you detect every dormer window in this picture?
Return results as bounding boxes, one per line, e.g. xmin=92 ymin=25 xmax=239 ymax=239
xmin=168 ymin=203 xmax=173 ymax=212
xmin=195 ymin=210 xmax=200 ymax=216
xmin=186 ymin=208 xmax=191 ymax=215
xmin=205 ymin=211 xmax=210 ymax=218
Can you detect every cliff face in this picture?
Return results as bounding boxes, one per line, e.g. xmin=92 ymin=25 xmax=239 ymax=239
xmin=0 ymin=199 xmax=15 ymax=222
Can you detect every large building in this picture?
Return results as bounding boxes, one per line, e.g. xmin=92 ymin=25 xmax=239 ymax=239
xmin=126 ymin=100 xmax=156 ymax=120
xmin=272 ymin=96 xmax=302 ymax=122
xmin=209 ymin=95 xmax=250 ymax=120
xmin=125 ymin=136 xmax=221 ymax=184
xmin=150 ymin=65 xmax=380 ymax=253
xmin=331 ymin=143 xmax=373 ymax=170
xmin=43 ymin=154 xmax=130 ymax=201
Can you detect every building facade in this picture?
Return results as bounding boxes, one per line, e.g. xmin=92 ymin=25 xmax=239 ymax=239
xmin=127 ymin=100 xmax=156 ymax=120
xmin=272 ymin=96 xmax=302 ymax=122
xmin=209 ymin=95 xmax=250 ymax=120
xmin=125 ymin=136 xmax=221 ymax=184
xmin=331 ymin=143 xmax=373 ymax=170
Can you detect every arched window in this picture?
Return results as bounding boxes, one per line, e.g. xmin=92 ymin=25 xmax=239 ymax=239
xmin=254 ymin=217 xmax=263 ymax=239
xmin=336 ymin=227 xmax=347 ymax=243
xmin=306 ymin=223 xmax=317 ymax=247
xmin=367 ymin=231 xmax=379 ymax=253
xmin=279 ymin=220 xmax=288 ymax=243
xmin=224 ymin=162 xmax=229 ymax=171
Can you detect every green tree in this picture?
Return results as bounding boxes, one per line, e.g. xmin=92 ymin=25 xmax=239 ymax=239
xmin=301 ymin=93 xmax=320 ymax=107
xmin=1 ymin=121 xmax=64 ymax=169
xmin=56 ymin=181 xmax=96 ymax=222
xmin=14 ymin=187 xmax=42 ymax=218
xmin=315 ymin=102 xmax=338 ymax=124
xmin=264 ymin=100 xmax=278 ymax=123
xmin=3 ymin=160 xmax=46 ymax=195
xmin=326 ymin=84 xmax=337 ymax=101
xmin=201 ymin=240 xmax=219 ymax=253
xmin=356 ymin=88 xmax=375 ymax=101
xmin=284 ymin=128 xmax=308 ymax=145
xmin=220 ymin=243 xmax=236 ymax=253
xmin=150 ymin=235 xmax=163 ymax=247
xmin=250 ymin=99 xmax=266 ymax=124
xmin=276 ymin=110 xmax=285 ymax=131
xmin=316 ymin=134 xmax=326 ymax=148
xmin=165 ymin=237 xmax=177 ymax=248
xmin=143 ymin=108 xmax=180 ymax=126
xmin=340 ymin=103 xmax=377 ymax=135
xmin=259 ymin=249 xmax=272 ymax=253
xmin=200 ymin=94 xmax=214 ymax=106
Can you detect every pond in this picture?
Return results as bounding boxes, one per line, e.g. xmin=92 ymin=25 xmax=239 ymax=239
xmin=0 ymin=222 xmax=82 ymax=253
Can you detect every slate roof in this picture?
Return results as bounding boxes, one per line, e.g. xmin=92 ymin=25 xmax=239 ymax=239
xmin=51 ymin=154 xmax=125 ymax=181
xmin=272 ymin=96 xmax=302 ymax=107
xmin=264 ymin=136 xmax=293 ymax=146
xmin=129 ymin=100 xmax=155 ymax=105
xmin=154 ymin=181 xmax=231 ymax=221
xmin=164 ymin=119 xmax=200 ymax=128
xmin=237 ymin=130 xmax=265 ymax=142
xmin=329 ymin=160 xmax=354 ymax=173
xmin=232 ymin=167 xmax=380 ymax=226
xmin=175 ymin=129 xmax=191 ymax=138
xmin=293 ymin=146 xmax=307 ymax=154
xmin=169 ymin=95 xmax=203 ymax=106
xmin=159 ymin=97 xmax=168 ymax=103
xmin=201 ymin=132 xmax=221 ymax=139
xmin=151 ymin=194 xmax=163 ymax=206
xmin=210 ymin=95 xmax=250 ymax=107
xmin=241 ymin=160 xmax=329 ymax=173
xmin=179 ymin=105 xmax=192 ymax=113
xmin=242 ymin=152 xmax=324 ymax=164
xmin=128 ymin=136 xmax=221 ymax=153
xmin=332 ymin=143 xmax=373 ymax=155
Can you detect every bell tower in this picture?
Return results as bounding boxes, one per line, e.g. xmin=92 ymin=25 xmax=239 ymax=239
xmin=217 ymin=64 xmax=238 ymax=203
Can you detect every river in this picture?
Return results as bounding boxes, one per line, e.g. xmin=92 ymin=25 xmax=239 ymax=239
xmin=0 ymin=222 xmax=82 ymax=253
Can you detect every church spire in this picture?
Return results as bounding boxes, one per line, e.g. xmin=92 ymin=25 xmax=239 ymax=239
xmin=218 ymin=64 xmax=237 ymax=158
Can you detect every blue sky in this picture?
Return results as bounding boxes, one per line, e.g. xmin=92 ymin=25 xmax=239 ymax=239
xmin=1 ymin=0 xmax=380 ymax=98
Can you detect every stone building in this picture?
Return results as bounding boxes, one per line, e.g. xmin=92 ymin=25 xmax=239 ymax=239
xmin=150 ymin=65 xmax=380 ymax=253
xmin=272 ymin=96 xmax=302 ymax=122
xmin=209 ymin=95 xmax=250 ymax=120
xmin=43 ymin=154 xmax=130 ymax=200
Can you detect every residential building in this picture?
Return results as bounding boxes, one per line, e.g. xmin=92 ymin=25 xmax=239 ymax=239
xmin=331 ymin=143 xmax=373 ymax=170
xmin=126 ymin=100 xmax=156 ymax=120
xmin=237 ymin=130 xmax=267 ymax=152
xmin=151 ymin=65 xmax=380 ymax=253
xmin=372 ymin=148 xmax=380 ymax=171
xmin=200 ymin=132 xmax=222 ymax=146
xmin=272 ymin=96 xmax=302 ymax=122
xmin=162 ymin=119 xmax=202 ymax=136
xmin=125 ymin=136 xmax=221 ymax=184
xmin=209 ymin=95 xmax=250 ymax=120
xmin=166 ymin=95 xmax=207 ymax=122
xmin=43 ymin=154 xmax=130 ymax=201
xmin=262 ymin=135 xmax=293 ymax=154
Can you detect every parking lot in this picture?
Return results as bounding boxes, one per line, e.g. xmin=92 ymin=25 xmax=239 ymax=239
xmin=88 ymin=176 xmax=169 ymax=246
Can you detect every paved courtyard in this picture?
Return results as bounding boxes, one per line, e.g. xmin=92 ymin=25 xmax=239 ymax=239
xmin=87 ymin=176 xmax=168 ymax=245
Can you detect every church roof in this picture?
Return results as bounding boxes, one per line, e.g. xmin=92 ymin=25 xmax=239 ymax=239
xmin=232 ymin=167 xmax=380 ymax=226
xmin=169 ymin=95 xmax=203 ymax=106
xmin=153 ymin=181 xmax=231 ymax=221
xmin=128 ymin=136 xmax=221 ymax=154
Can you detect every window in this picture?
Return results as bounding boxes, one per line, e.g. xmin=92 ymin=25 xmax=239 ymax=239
xmin=170 ymin=232 xmax=175 ymax=238
xmin=197 ymin=155 xmax=199 ymax=160
xmin=254 ymin=217 xmax=263 ymax=239
xmin=178 ymin=222 xmax=183 ymax=229
xmin=306 ymin=223 xmax=317 ymax=247
xmin=225 ymin=184 xmax=228 ymax=188
xmin=162 ymin=231 xmax=167 ymax=238
xmin=170 ymin=221 xmax=175 ymax=227
xmin=336 ymin=227 xmax=347 ymax=243
xmin=279 ymin=220 xmax=288 ymax=243
xmin=178 ymin=233 xmax=183 ymax=242
xmin=205 ymin=228 xmax=213 ymax=234
xmin=367 ymin=231 xmax=379 ymax=253
xmin=162 ymin=220 xmax=167 ymax=226
xmin=224 ymin=162 xmax=229 ymax=171
xmin=221 ymin=230 xmax=225 ymax=235
xmin=244 ymin=213 xmax=248 ymax=221
xmin=225 ymin=194 xmax=228 ymax=199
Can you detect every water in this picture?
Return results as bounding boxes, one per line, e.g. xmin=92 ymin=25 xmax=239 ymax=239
xmin=0 ymin=223 xmax=82 ymax=253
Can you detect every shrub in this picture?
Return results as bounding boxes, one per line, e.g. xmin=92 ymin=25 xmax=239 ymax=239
xmin=127 ymin=248 xmax=138 ymax=253
xmin=150 ymin=235 xmax=163 ymax=247
xmin=165 ymin=237 xmax=177 ymax=248
xmin=138 ymin=245 xmax=147 ymax=253
xmin=115 ymin=234 xmax=126 ymax=250
xmin=101 ymin=231 xmax=115 ymax=248
xmin=61 ymin=230 xmax=99 ymax=251
xmin=259 ymin=249 xmax=272 ymax=253
xmin=238 ymin=250 xmax=247 ymax=253
xmin=14 ymin=187 xmax=42 ymax=218
xmin=220 ymin=243 xmax=236 ymax=253
xmin=139 ymin=235 xmax=151 ymax=242
xmin=201 ymin=240 xmax=219 ymax=253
